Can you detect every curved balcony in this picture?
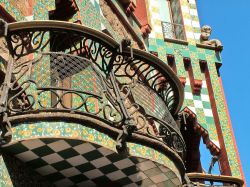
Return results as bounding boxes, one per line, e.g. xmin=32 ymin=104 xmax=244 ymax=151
xmin=0 ymin=20 xmax=187 ymax=185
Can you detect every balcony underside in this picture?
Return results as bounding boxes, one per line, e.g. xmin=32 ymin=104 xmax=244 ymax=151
xmin=1 ymin=119 xmax=183 ymax=187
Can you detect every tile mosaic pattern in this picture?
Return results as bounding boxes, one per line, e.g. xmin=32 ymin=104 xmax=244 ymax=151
xmin=0 ymin=155 xmax=13 ymax=187
xmin=206 ymin=58 xmax=242 ymax=178
xmin=149 ymin=36 xmax=241 ymax=177
xmin=3 ymin=138 xmax=181 ymax=187
xmin=183 ymin=76 xmax=219 ymax=146
xmin=0 ymin=0 xmax=25 ymax=21
xmin=147 ymin=0 xmax=163 ymax=39
xmin=33 ymin=0 xmax=55 ymax=20
xmin=179 ymin=0 xmax=201 ymax=41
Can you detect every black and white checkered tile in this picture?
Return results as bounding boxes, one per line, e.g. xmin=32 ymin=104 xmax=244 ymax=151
xmin=3 ymin=138 xmax=181 ymax=187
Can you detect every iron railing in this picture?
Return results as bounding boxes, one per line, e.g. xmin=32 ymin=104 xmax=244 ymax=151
xmin=0 ymin=20 xmax=185 ymax=157
xmin=162 ymin=21 xmax=186 ymax=41
xmin=187 ymin=173 xmax=244 ymax=187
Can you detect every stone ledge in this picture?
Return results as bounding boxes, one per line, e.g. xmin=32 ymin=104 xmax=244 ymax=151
xmin=164 ymin=38 xmax=189 ymax=45
xmin=196 ymin=43 xmax=223 ymax=51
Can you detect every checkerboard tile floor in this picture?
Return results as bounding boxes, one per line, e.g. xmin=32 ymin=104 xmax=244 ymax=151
xmin=3 ymin=138 xmax=181 ymax=187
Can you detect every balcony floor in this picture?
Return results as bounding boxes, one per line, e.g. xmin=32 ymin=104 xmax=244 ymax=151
xmin=2 ymin=138 xmax=181 ymax=187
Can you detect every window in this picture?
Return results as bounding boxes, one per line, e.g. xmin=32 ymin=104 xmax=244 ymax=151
xmin=161 ymin=0 xmax=186 ymax=40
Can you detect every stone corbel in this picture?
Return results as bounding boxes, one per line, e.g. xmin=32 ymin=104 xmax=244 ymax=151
xmin=150 ymin=51 xmax=158 ymax=57
xmin=50 ymin=0 xmax=79 ymax=21
xmin=141 ymin=24 xmax=152 ymax=38
xmin=193 ymin=79 xmax=202 ymax=95
xmin=179 ymin=77 xmax=186 ymax=87
xmin=125 ymin=1 xmax=136 ymax=15
xmin=182 ymin=108 xmax=220 ymax=155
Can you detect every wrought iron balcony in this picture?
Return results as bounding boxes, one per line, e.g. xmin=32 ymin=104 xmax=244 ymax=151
xmin=0 ymin=20 xmax=185 ymax=158
xmin=162 ymin=21 xmax=186 ymax=41
xmin=187 ymin=173 xmax=244 ymax=187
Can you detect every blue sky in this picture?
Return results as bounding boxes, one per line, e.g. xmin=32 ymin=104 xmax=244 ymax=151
xmin=196 ymin=1 xmax=250 ymax=185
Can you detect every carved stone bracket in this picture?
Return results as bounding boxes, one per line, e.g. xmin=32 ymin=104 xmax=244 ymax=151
xmin=182 ymin=107 xmax=220 ymax=155
xmin=179 ymin=77 xmax=186 ymax=87
xmin=141 ymin=24 xmax=152 ymax=38
xmin=150 ymin=51 xmax=158 ymax=57
xmin=125 ymin=1 xmax=136 ymax=15
xmin=49 ymin=0 xmax=79 ymax=21
xmin=193 ymin=79 xmax=202 ymax=95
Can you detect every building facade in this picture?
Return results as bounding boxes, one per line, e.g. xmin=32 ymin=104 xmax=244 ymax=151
xmin=0 ymin=0 xmax=245 ymax=186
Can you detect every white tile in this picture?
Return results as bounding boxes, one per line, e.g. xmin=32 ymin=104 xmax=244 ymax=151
xmin=149 ymin=0 xmax=159 ymax=7
xmin=66 ymin=155 xmax=88 ymax=166
xmin=181 ymin=6 xmax=189 ymax=13
xmin=114 ymin=158 xmax=134 ymax=169
xmin=204 ymin=109 xmax=213 ymax=117
xmin=153 ymin=25 xmax=163 ymax=33
xmin=107 ymin=170 xmax=126 ymax=181
xmin=77 ymin=180 xmax=96 ymax=187
xmin=91 ymin=157 xmax=111 ymax=168
xmin=211 ymin=140 xmax=220 ymax=148
xmin=97 ymin=147 xmax=114 ymax=156
xmin=73 ymin=143 xmax=96 ymax=154
xmin=194 ymin=100 xmax=203 ymax=108
xmin=186 ymin=31 xmax=195 ymax=39
xmin=48 ymin=140 xmax=71 ymax=152
xmin=201 ymin=94 xmax=210 ymax=102
xmin=202 ymin=80 xmax=207 ymax=88
xmin=61 ymin=167 xmax=81 ymax=177
xmin=129 ymin=172 xmax=147 ymax=182
xmin=171 ymin=177 xmax=182 ymax=185
xmin=84 ymin=169 xmax=104 ymax=179
xmin=192 ymin=21 xmax=200 ymax=28
xmin=25 ymin=15 xmax=33 ymax=21
xmin=36 ymin=165 xmax=57 ymax=175
xmin=194 ymin=33 xmax=201 ymax=40
xmin=151 ymin=13 xmax=161 ymax=20
xmin=21 ymin=139 xmax=45 ymax=149
xmin=158 ymin=165 xmax=170 ymax=173
xmin=184 ymin=18 xmax=192 ymax=26
xmin=123 ymin=184 xmax=138 ymax=187
xmin=149 ymin=31 xmax=156 ymax=38
xmin=16 ymin=151 xmax=39 ymax=162
xmin=186 ymin=78 xmax=191 ymax=85
xmin=42 ymin=153 xmax=63 ymax=164
xmin=136 ymin=161 xmax=156 ymax=171
xmin=190 ymin=9 xmax=198 ymax=16
xmin=188 ymin=107 xmax=196 ymax=114
xmin=150 ymin=173 xmax=168 ymax=183
xmin=54 ymin=178 xmax=74 ymax=187
xmin=189 ymin=0 xmax=196 ymax=4
xmin=185 ymin=92 xmax=193 ymax=100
